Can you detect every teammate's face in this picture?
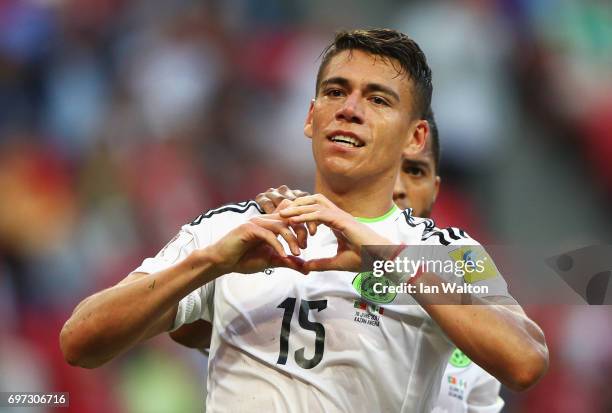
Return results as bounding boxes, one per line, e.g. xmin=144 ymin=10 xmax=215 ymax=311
xmin=393 ymin=142 xmax=440 ymax=218
xmin=304 ymin=50 xmax=426 ymax=184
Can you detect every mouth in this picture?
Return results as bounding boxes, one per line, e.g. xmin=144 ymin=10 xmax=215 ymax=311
xmin=327 ymin=131 xmax=365 ymax=148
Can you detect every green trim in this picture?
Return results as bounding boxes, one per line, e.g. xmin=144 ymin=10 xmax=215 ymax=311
xmin=355 ymin=204 xmax=399 ymax=223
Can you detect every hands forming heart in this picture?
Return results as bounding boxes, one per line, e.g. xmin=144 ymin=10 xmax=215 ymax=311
xmin=207 ymin=193 xmax=394 ymax=277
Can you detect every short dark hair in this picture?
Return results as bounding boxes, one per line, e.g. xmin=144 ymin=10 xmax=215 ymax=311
xmin=316 ymin=28 xmax=433 ymax=119
xmin=424 ymin=107 xmax=441 ymax=175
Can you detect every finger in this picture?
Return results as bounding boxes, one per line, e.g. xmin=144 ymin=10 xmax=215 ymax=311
xmin=304 ymin=257 xmax=338 ymax=272
xmin=277 ymin=185 xmax=297 ymax=201
xmin=287 ymin=210 xmax=323 ymax=224
xmin=271 ymin=255 xmax=309 ymax=275
xmin=289 ymin=194 xmax=318 ymax=207
xmin=279 ymin=227 xmax=301 ymax=256
xmin=262 ymin=212 xmax=312 ymax=241
xmin=284 ymin=210 xmax=323 ymax=235
xmin=272 ymin=205 xmax=308 ymax=248
xmin=255 ymin=195 xmax=276 ymax=214
xmin=307 ymin=222 xmax=317 ymax=236
xmin=292 ymin=190 xmax=311 ymax=199
xmin=278 ymin=204 xmax=319 ymax=218
xmin=275 ymin=199 xmax=294 ymax=212
xmin=252 ymin=217 xmax=301 ymax=256
xmin=291 ymin=193 xmax=331 ymax=208
xmin=248 ymin=224 xmax=287 ymax=258
xmin=292 ymin=222 xmax=308 ymax=249
xmin=267 ymin=189 xmax=290 ymax=209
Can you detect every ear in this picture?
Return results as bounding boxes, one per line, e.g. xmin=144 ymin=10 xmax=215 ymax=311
xmin=433 ymin=176 xmax=441 ymax=203
xmin=304 ymin=99 xmax=315 ymax=139
xmin=403 ymin=119 xmax=428 ymax=156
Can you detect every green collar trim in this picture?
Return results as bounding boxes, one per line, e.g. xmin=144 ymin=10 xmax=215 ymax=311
xmin=355 ymin=204 xmax=399 ymax=223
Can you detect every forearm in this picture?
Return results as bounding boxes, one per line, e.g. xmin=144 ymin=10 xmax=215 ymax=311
xmin=60 ymin=249 xmax=219 ymax=368
xmin=413 ymin=273 xmax=548 ymax=391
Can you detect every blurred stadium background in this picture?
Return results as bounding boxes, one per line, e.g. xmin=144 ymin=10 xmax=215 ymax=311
xmin=1 ymin=0 xmax=611 ymax=412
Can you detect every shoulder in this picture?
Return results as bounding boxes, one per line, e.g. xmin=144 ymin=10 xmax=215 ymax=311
xmin=185 ymin=200 xmax=263 ymax=244
xmin=188 ymin=200 xmax=263 ymax=228
xmin=398 ymin=208 xmax=476 ymax=246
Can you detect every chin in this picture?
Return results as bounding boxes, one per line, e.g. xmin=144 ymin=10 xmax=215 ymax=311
xmin=319 ymin=155 xmax=355 ymax=174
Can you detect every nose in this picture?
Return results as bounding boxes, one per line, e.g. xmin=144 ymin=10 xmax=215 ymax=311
xmin=393 ymin=174 xmax=408 ymax=210
xmin=335 ymin=92 xmax=364 ymax=124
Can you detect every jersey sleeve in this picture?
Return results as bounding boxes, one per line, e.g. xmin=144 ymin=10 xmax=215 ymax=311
xmin=397 ymin=213 xmax=513 ymax=300
xmin=132 ymin=225 xmax=199 ymax=275
xmin=421 ymin=227 xmax=512 ymax=300
xmin=131 ymin=200 xmax=262 ymax=330
xmin=131 ymin=222 xmax=215 ymax=329
xmin=466 ymin=367 xmax=504 ymax=413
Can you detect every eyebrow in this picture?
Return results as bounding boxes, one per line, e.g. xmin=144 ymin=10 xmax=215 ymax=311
xmin=320 ymin=77 xmax=401 ymax=103
xmin=402 ymin=158 xmax=432 ymax=172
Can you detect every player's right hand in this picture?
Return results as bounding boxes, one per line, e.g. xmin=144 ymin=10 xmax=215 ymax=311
xmin=206 ymin=214 xmax=308 ymax=276
xmin=255 ymin=185 xmax=315 ymax=249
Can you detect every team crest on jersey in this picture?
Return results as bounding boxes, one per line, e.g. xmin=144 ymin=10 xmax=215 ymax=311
xmin=449 ymin=348 xmax=472 ymax=368
xmin=351 ymin=271 xmax=397 ymax=304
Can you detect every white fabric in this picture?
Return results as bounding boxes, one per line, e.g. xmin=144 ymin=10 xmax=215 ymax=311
xmin=433 ymin=353 xmax=504 ymax=413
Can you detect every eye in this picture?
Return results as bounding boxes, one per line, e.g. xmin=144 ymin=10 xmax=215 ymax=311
xmin=324 ymin=88 xmax=345 ymax=98
xmin=403 ymin=166 xmax=424 ymax=177
xmin=370 ymin=96 xmax=389 ymax=106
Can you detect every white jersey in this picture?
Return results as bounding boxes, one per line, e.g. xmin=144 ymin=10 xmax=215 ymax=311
xmin=134 ymin=201 xmax=511 ymax=412
xmin=433 ymin=349 xmax=504 ymax=413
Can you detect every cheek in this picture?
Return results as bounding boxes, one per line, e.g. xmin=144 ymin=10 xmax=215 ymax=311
xmin=405 ymin=185 xmax=422 ymax=202
xmin=405 ymin=181 xmax=432 ymax=203
xmin=399 ymin=175 xmax=418 ymax=191
xmin=414 ymin=181 xmax=436 ymax=204
xmin=377 ymin=114 xmax=409 ymax=151
xmin=316 ymin=101 xmax=341 ymax=121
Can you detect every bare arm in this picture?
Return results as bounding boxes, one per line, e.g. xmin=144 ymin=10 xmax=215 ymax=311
xmin=60 ymin=250 xmax=218 ymax=368
xmin=279 ymin=194 xmax=548 ymax=392
xmin=413 ymin=273 xmax=549 ymax=392
xmin=61 ymin=214 xmax=307 ymax=369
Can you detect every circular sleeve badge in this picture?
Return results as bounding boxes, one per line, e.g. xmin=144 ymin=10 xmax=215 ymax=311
xmin=449 ymin=348 xmax=472 ymax=368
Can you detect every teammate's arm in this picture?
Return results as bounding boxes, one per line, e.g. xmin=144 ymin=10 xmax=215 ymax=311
xmin=60 ymin=214 xmax=306 ymax=368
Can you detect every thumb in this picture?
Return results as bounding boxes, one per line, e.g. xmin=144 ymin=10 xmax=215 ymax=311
xmin=304 ymin=257 xmax=341 ymax=272
xmin=271 ymin=255 xmax=309 ymax=274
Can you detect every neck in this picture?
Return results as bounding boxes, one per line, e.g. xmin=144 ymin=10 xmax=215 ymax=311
xmin=314 ymin=171 xmax=396 ymax=219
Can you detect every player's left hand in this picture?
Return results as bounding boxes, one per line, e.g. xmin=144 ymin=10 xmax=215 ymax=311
xmin=278 ymin=194 xmax=394 ymax=272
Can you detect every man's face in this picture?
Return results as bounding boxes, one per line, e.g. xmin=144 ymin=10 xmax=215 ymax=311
xmin=304 ymin=50 xmax=426 ymax=184
xmin=393 ymin=142 xmax=440 ymax=218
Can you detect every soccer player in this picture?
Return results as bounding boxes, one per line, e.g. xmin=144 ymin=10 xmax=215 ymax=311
xmin=60 ymin=29 xmax=548 ymax=412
